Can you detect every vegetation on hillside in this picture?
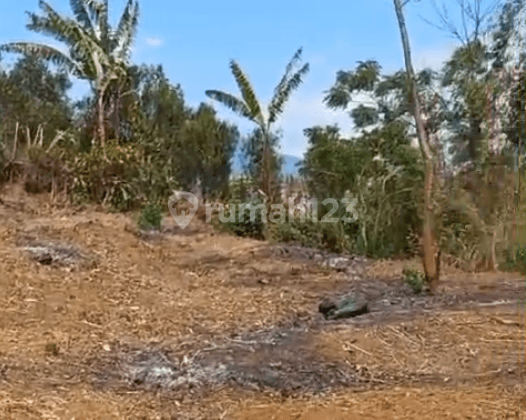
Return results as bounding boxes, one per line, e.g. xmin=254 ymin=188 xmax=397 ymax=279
xmin=1 ymin=0 xmax=525 ymax=289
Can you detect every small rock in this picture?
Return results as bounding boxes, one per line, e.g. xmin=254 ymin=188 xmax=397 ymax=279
xmin=38 ymin=254 xmax=53 ymax=265
xmin=319 ymin=299 xmax=338 ymax=318
xmin=330 ymin=301 xmax=369 ymax=320
xmin=320 ymin=295 xmax=369 ymax=320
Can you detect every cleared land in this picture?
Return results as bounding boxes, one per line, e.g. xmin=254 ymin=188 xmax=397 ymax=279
xmin=0 ymin=185 xmax=524 ymax=419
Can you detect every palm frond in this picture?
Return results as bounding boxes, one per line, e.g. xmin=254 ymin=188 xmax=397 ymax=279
xmin=69 ymin=0 xmax=93 ymax=32
xmin=268 ymin=62 xmax=309 ymax=124
xmin=284 ymin=48 xmax=303 ymax=78
xmin=272 ymin=48 xmax=303 ymax=100
xmin=0 ymin=42 xmax=82 ymax=76
xmin=77 ymin=0 xmax=109 ymax=44
xmin=29 ymin=3 xmax=112 ymax=80
xmin=82 ymin=0 xmax=106 ymax=20
xmin=205 ymin=90 xmax=254 ymax=121
xmin=112 ymin=0 xmax=139 ymax=62
xmin=96 ymin=0 xmax=110 ymax=51
xmin=29 ymin=1 xmax=87 ymax=51
xmin=35 ymin=1 xmax=108 ymax=69
xmin=229 ymin=60 xmax=264 ymax=125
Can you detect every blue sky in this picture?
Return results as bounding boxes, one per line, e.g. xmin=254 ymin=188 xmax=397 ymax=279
xmin=0 ymin=0 xmax=462 ymax=157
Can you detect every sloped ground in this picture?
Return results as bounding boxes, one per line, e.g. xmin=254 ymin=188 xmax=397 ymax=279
xmin=0 ymin=184 xmax=524 ymax=419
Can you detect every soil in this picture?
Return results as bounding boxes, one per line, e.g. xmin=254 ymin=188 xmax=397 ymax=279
xmin=0 ymin=184 xmax=524 ymax=419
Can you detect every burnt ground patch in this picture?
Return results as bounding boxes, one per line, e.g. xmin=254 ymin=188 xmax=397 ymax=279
xmin=0 ymin=267 xmax=520 ymax=400
xmin=16 ymin=235 xmax=95 ymax=268
xmin=88 ymin=326 xmax=372 ymax=398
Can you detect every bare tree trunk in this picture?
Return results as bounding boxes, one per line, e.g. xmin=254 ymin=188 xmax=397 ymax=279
xmin=11 ymin=122 xmax=19 ymax=162
xmin=261 ymin=132 xmax=275 ymax=204
xmin=489 ymin=227 xmax=498 ymax=271
xmin=112 ymin=85 xmax=121 ymax=140
xmin=26 ymin=126 xmax=31 ymax=148
xmin=422 ymin=159 xmax=439 ymax=288
xmin=393 ymin=0 xmax=440 ymax=291
xmin=97 ymin=89 xmax=106 ymax=149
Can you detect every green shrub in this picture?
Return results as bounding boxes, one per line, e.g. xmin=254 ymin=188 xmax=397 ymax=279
xmin=68 ymin=140 xmax=142 ymax=211
xmin=273 ymin=217 xmax=352 ymax=254
xmin=219 ymin=198 xmax=266 ymax=240
xmin=402 ymin=266 xmax=425 ymax=294
xmin=138 ymin=202 xmax=163 ymax=231
xmin=514 ymin=245 xmax=526 ymax=274
xmin=214 ymin=177 xmax=266 ymax=240
xmin=502 ymin=244 xmax=526 ymax=274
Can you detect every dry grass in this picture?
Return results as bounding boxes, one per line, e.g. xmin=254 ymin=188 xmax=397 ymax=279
xmin=0 ymin=184 xmax=524 ymax=419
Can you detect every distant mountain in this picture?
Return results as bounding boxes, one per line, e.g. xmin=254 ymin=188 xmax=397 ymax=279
xmin=231 ymin=152 xmax=302 ymax=176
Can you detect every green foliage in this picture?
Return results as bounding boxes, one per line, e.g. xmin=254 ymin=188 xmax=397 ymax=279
xmin=440 ymin=201 xmax=481 ymax=262
xmin=138 ymin=202 xmax=163 ymax=231
xmin=242 ymin=128 xmax=283 ymax=196
xmin=301 ymin=121 xmax=422 ymax=258
xmin=268 ymin=48 xmax=310 ymax=125
xmin=221 ymin=198 xmax=266 ymax=240
xmin=507 ymin=245 xmax=526 ymax=275
xmin=68 ymin=140 xmax=142 ymax=211
xmin=516 ymin=246 xmax=526 ymax=274
xmin=273 ymin=217 xmax=352 ymax=254
xmin=324 ymin=60 xmax=434 ymax=127
xmin=178 ymin=104 xmax=239 ymax=197
xmin=1 ymin=60 xmax=239 ymax=212
xmin=402 ymin=266 xmax=425 ymax=294
xmin=351 ymin=105 xmax=378 ymax=128
xmin=301 ymin=125 xmax=365 ymax=199
xmin=214 ymin=177 xmax=266 ymax=240
xmin=131 ymin=66 xmax=237 ymax=201
xmin=324 ymin=60 xmax=381 ymax=109
xmin=0 ymin=55 xmax=72 ymax=152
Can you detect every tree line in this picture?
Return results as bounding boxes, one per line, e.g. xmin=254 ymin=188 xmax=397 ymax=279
xmin=1 ymin=0 xmax=525 ymax=290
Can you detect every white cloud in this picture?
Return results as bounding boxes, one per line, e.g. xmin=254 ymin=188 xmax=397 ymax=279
xmin=414 ymin=41 xmax=457 ymax=71
xmin=145 ymin=37 xmax=163 ymax=47
xmin=276 ymin=92 xmax=355 ymax=157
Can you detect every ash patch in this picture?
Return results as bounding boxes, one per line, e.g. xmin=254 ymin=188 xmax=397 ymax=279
xmin=215 ymin=330 xmax=363 ymax=394
xmin=271 ymin=244 xmax=369 ymax=276
xmin=215 ymin=327 xmax=368 ymax=394
xmin=18 ymin=237 xmax=94 ymax=268
xmin=92 ymin=347 xmax=228 ymax=392
xmin=92 ymin=328 xmax=368 ymax=396
xmin=123 ymin=350 xmax=228 ymax=391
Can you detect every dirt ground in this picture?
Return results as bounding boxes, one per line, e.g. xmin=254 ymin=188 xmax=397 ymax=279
xmin=0 ymin=184 xmax=524 ymax=419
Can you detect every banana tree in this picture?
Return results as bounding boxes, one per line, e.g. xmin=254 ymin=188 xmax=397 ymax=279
xmin=206 ymin=48 xmax=309 ymax=203
xmin=1 ymin=0 xmax=139 ymax=147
